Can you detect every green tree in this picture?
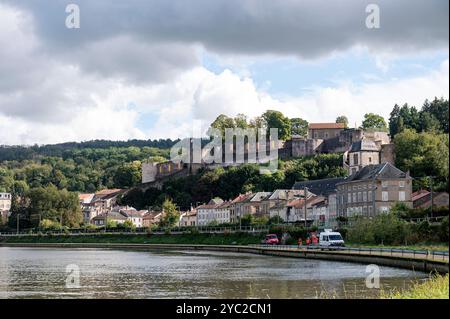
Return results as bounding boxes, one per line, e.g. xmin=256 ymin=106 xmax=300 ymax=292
xmin=290 ymin=118 xmax=309 ymax=137
xmin=113 ymin=161 xmax=142 ymax=188
xmin=234 ymin=113 xmax=249 ymax=129
xmin=394 ymin=129 xmax=449 ymax=190
xmin=159 ymin=198 xmax=180 ymax=228
xmin=361 ymin=113 xmax=387 ymax=130
xmin=210 ymin=114 xmax=236 ymax=137
xmin=421 ymin=97 xmax=449 ymax=133
xmin=261 ymin=110 xmax=292 ymax=140
xmin=335 ymin=115 xmax=349 ymax=128
xmin=21 ymin=185 xmax=82 ymax=228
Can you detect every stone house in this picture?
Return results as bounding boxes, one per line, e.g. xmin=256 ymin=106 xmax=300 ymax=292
xmin=230 ymin=193 xmax=254 ymax=224
xmin=197 ymin=198 xmax=224 ymax=226
xmin=412 ymin=190 xmax=449 ymax=209
xmin=179 ymin=210 xmax=197 ymax=227
xmin=336 ymin=163 xmax=413 ymax=217
xmin=143 ymin=211 xmax=163 ymax=227
xmin=344 ymin=137 xmax=395 ymax=175
xmin=308 ymin=123 xmax=345 ymax=139
xmin=91 ymin=211 xmax=127 ymax=226
xmin=0 ymin=192 xmax=11 ymax=225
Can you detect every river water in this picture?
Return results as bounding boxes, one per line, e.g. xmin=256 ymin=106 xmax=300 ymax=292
xmin=0 ymin=247 xmax=427 ymax=299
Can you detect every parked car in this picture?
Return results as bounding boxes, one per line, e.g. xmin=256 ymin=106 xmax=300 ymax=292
xmin=262 ymin=234 xmax=279 ymax=245
xmin=319 ymin=229 xmax=345 ymax=247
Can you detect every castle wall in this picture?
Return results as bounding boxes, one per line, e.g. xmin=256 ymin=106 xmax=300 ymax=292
xmin=381 ymin=144 xmax=395 ymax=165
xmin=291 ymin=138 xmax=323 ymax=157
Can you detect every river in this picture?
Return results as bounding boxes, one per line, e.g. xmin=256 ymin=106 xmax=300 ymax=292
xmin=0 ymin=247 xmax=428 ymax=299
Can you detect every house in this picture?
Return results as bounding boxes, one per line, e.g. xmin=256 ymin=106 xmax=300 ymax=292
xmin=282 ymin=197 xmax=318 ymax=224
xmin=215 ymin=201 xmax=231 ymax=224
xmin=307 ymin=196 xmax=328 ymax=226
xmin=91 ymin=211 xmax=127 ymax=226
xmin=197 ymin=198 xmax=224 ymax=226
xmin=293 ymin=177 xmax=345 ymax=197
xmin=269 ymin=202 xmax=288 ymax=222
xmin=308 ymin=123 xmax=345 ymax=139
xmin=336 ymin=163 xmax=413 ymax=217
xmin=79 ymin=193 xmax=98 ymax=224
xmin=79 ymin=193 xmax=95 ymax=206
xmin=345 ymin=138 xmax=381 ymax=175
xmin=179 ymin=210 xmax=197 ymax=227
xmin=0 ymin=192 xmax=11 ymax=225
xmin=118 ymin=207 xmax=146 ymax=228
xmin=412 ymin=190 xmax=449 ymax=209
xmin=343 ymin=137 xmax=395 ymax=175
xmin=80 ymin=189 xmax=124 ymax=224
xmin=91 ymin=189 xmax=124 ymax=212
xmin=143 ymin=211 xmax=163 ymax=227
xmin=230 ymin=193 xmax=254 ymax=224
xmin=245 ymin=192 xmax=272 ymax=217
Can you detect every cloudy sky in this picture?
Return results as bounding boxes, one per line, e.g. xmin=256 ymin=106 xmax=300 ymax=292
xmin=0 ymin=0 xmax=448 ymax=145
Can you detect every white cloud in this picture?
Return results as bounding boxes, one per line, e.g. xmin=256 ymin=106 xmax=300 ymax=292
xmin=0 ymin=2 xmax=448 ymax=145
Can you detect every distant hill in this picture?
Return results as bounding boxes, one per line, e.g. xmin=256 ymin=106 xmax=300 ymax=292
xmin=0 ymin=139 xmax=178 ymax=162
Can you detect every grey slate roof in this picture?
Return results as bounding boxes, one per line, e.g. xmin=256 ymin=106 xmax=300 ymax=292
xmin=342 ymin=163 xmax=409 ymax=183
xmin=349 ymin=139 xmax=380 ymax=152
xmin=292 ymin=177 xmax=345 ymax=196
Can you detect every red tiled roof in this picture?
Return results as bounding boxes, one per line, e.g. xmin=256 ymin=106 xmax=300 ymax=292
xmin=95 ymin=189 xmax=123 ymax=196
xmin=309 ymin=123 xmax=345 ymax=129
xmin=79 ymin=193 xmax=94 ymax=200
xmin=412 ymin=189 xmax=430 ymax=201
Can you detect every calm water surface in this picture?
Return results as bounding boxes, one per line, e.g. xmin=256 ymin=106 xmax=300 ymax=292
xmin=0 ymin=247 xmax=427 ymax=299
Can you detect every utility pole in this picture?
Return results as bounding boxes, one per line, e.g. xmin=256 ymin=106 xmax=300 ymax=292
xmin=429 ymin=176 xmax=433 ymax=219
xmin=304 ymin=187 xmax=308 ymax=228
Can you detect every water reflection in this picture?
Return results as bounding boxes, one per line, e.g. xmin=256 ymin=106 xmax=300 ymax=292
xmin=0 ymin=247 xmax=426 ymax=299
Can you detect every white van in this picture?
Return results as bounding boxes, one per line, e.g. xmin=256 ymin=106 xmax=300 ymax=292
xmin=319 ymin=229 xmax=345 ymax=247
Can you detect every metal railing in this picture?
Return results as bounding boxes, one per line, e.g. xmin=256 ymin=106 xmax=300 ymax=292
xmin=0 ymin=225 xmax=270 ymax=237
xmin=248 ymin=244 xmax=449 ymax=261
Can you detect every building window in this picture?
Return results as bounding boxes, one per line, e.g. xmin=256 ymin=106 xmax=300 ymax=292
xmin=348 ymin=193 xmax=351 ymax=203
xmin=368 ymin=191 xmax=372 ymax=201
xmin=382 ymin=191 xmax=388 ymax=202
xmin=369 ymin=157 xmax=372 ymax=163
xmin=368 ymin=206 xmax=373 ymax=216
xmin=381 ymin=181 xmax=388 ymax=188
xmin=358 ymin=192 xmax=362 ymax=202
xmin=380 ymin=206 xmax=390 ymax=213
xmin=353 ymin=153 xmax=359 ymax=165
xmin=353 ymin=193 xmax=357 ymax=203
xmin=363 ymin=192 xmax=367 ymax=202
xmin=399 ymin=191 xmax=405 ymax=201
xmin=399 ymin=181 xmax=405 ymax=188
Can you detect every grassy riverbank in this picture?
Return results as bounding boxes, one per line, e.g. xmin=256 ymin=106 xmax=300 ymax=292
xmin=0 ymin=232 xmax=263 ymax=245
xmin=347 ymin=243 xmax=449 ymax=252
xmin=383 ymin=274 xmax=449 ymax=299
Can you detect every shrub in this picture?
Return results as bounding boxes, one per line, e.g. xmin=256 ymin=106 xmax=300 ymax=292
xmin=39 ymin=219 xmax=61 ymax=230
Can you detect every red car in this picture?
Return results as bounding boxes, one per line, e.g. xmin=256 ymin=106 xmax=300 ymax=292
xmin=262 ymin=234 xmax=279 ymax=245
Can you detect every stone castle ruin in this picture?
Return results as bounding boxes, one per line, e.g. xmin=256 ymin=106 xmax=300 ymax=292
xmin=142 ymin=123 xmax=395 ymax=187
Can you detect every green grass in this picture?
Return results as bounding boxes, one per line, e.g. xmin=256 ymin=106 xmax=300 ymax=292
xmin=347 ymin=243 xmax=449 ymax=252
xmin=0 ymin=232 xmax=263 ymax=245
xmin=382 ymin=274 xmax=449 ymax=299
